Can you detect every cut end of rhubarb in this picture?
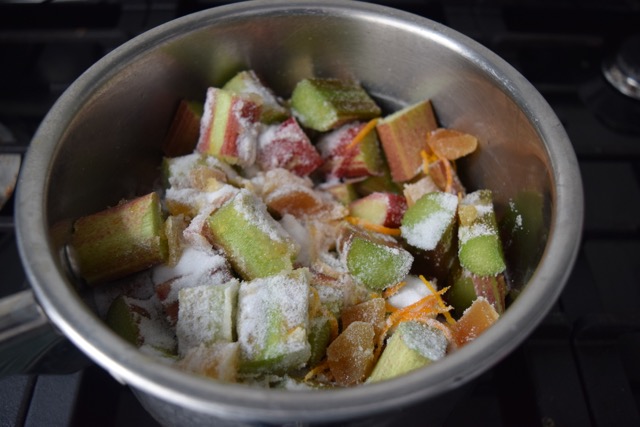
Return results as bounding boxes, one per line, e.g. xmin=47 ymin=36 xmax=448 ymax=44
xmin=196 ymin=87 xmax=261 ymax=167
xmin=70 ymin=192 xmax=168 ymax=285
xmin=376 ymin=100 xmax=438 ymax=182
xmin=290 ymin=78 xmax=381 ymax=132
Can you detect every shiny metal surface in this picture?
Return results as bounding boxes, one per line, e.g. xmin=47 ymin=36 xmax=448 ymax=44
xmin=12 ymin=0 xmax=583 ymax=424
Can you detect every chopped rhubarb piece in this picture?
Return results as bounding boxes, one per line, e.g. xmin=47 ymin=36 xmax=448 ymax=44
xmin=343 ymin=227 xmax=413 ymax=291
xmin=451 ymin=297 xmax=499 ymax=347
xmin=176 ymin=279 xmax=239 ymax=356
xmin=162 ymin=99 xmax=203 ymax=157
xmin=257 ymin=117 xmax=323 ymax=176
xmin=326 ymin=321 xmax=375 ymax=386
xmin=290 ymin=77 xmax=381 ymax=131
xmin=447 ymin=264 xmax=507 ymax=317
xmin=237 ymin=269 xmax=311 ymax=374
xmin=206 ymin=189 xmax=299 ymax=280
xmin=317 ymin=121 xmax=385 ymax=181
xmin=163 ymin=153 xmax=239 ymax=191
xmin=163 ymin=214 xmax=188 ymax=267
xmin=400 ymin=191 xmax=458 ymax=283
xmin=352 ymin=161 xmax=402 ymax=197
xmin=308 ymin=316 xmax=333 ymax=366
xmin=176 ymin=342 xmax=240 ymax=382
xmin=152 ymin=246 xmax=234 ymax=325
xmin=326 ymin=182 xmax=359 ymax=206
xmin=367 ymin=320 xmax=448 ymax=383
xmin=376 ymin=100 xmax=438 ymax=182
xmin=400 ymin=191 xmax=458 ymax=252
xmin=70 ymin=192 xmax=168 ymax=285
xmin=348 ymin=192 xmax=407 ymax=228
xmin=196 ymin=87 xmax=261 ymax=167
xmin=106 ymin=295 xmax=176 ymax=353
xmin=222 ymin=70 xmax=289 ymax=124
xmin=427 ymin=128 xmax=478 ymax=160
xmin=458 ymin=190 xmax=506 ymax=277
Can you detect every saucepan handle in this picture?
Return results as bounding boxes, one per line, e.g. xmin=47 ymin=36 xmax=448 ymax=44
xmin=0 ymin=288 xmax=88 ymax=376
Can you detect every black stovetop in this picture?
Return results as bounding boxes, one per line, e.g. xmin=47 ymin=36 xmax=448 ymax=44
xmin=1 ymin=1 xmax=639 ymax=426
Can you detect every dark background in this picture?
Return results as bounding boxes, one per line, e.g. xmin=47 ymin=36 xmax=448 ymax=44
xmin=1 ymin=1 xmax=639 ymax=426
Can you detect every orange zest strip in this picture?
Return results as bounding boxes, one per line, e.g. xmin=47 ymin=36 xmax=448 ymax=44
xmin=420 ymin=150 xmax=430 ymax=175
xmin=345 ymin=216 xmax=401 ymax=236
xmin=304 ymin=360 xmax=332 ymax=382
xmin=385 ymin=301 xmax=399 ymax=314
xmin=382 ymin=281 xmax=406 ymax=298
xmin=346 ymin=118 xmax=379 ymax=150
xmin=440 ymin=156 xmax=453 ymax=193
xmin=375 ymin=289 xmax=453 ymax=357
xmin=419 ymin=275 xmax=456 ymax=325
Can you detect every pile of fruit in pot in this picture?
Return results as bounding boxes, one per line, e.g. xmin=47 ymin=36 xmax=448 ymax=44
xmin=70 ymin=70 xmax=510 ymax=388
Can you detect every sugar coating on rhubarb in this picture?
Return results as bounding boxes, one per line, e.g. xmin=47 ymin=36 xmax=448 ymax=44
xmin=290 ymin=78 xmax=381 ymax=132
xmin=152 ymin=245 xmax=233 ymax=316
xmin=257 ymin=117 xmax=322 ymax=176
xmin=345 ymin=235 xmax=414 ymax=291
xmin=398 ymin=321 xmax=448 ymax=362
xmin=107 ymin=295 xmax=175 ymax=352
xmin=197 ymin=87 xmax=260 ymax=167
xmin=222 ymin=70 xmax=289 ymax=124
xmin=176 ymin=279 xmax=239 ymax=356
xmin=457 ymin=190 xmax=506 ymax=276
xmin=237 ymin=269 xmax=311 ymax=373
xmin=176 ymin=342 xmax=239 ymax=382
xmin=317 ymin=122 xmax=383 ymax=182
xmin=207 ymin=189 xmax=299 ymax=279
xmin=232 ymin=189 xmax=293 ymax=242
xmin=401 ymin=192 xmax=458 ymax=251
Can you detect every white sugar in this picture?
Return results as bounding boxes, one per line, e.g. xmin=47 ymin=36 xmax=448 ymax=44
xmin=237 ymin=270 xmax=310 ymax=365
xmin=92 ymin=271 xmax=154 ymax=318
xmin=279 ymin=214 xmax=314 ymax=266
xmin=233 ymin=101 xmax=259 ymax=167
xmin=233 ymin=189 xmax=293 ymax=243
xmin=387 ymin=275 xmax=434 ymax=309
xmin=176 ymin=279 xmax=239 ymax=356
xmin=399 ymin=321 xmax=448 ymax=362
xmin=401 ymin=192 xmax=457 ymax=251
xmin=459 ymin=222 xmax=495 ymax=245
xmin=402 ymin=210 xmax=452 ymax=251
xmin=131 ymin=296 xmax=176 ymax=352
xmin=166 ymin=153 xmax=202 ymax=188
xmin=152 ymin=245 xmax=232 ymax=307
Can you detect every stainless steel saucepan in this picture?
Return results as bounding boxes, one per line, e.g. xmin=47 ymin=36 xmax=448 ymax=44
xmin=5 ymin=1 xmax=583 ymax=425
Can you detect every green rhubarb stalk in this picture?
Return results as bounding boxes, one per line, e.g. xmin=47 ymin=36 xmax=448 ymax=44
xmin=290 ymin=78 xmax=381 ymax=132
xmin=222 ymin=70 xmax=289 ymax=124
xmin=206 ymin=189 xmax=298 ymax=280
xmin=367 ymin=321 xmax=448 ymax=383
xmin=457 ymin=190 xmax=506 ymax=277
xmin=70 ymin=192 xmax=168 ymax=285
